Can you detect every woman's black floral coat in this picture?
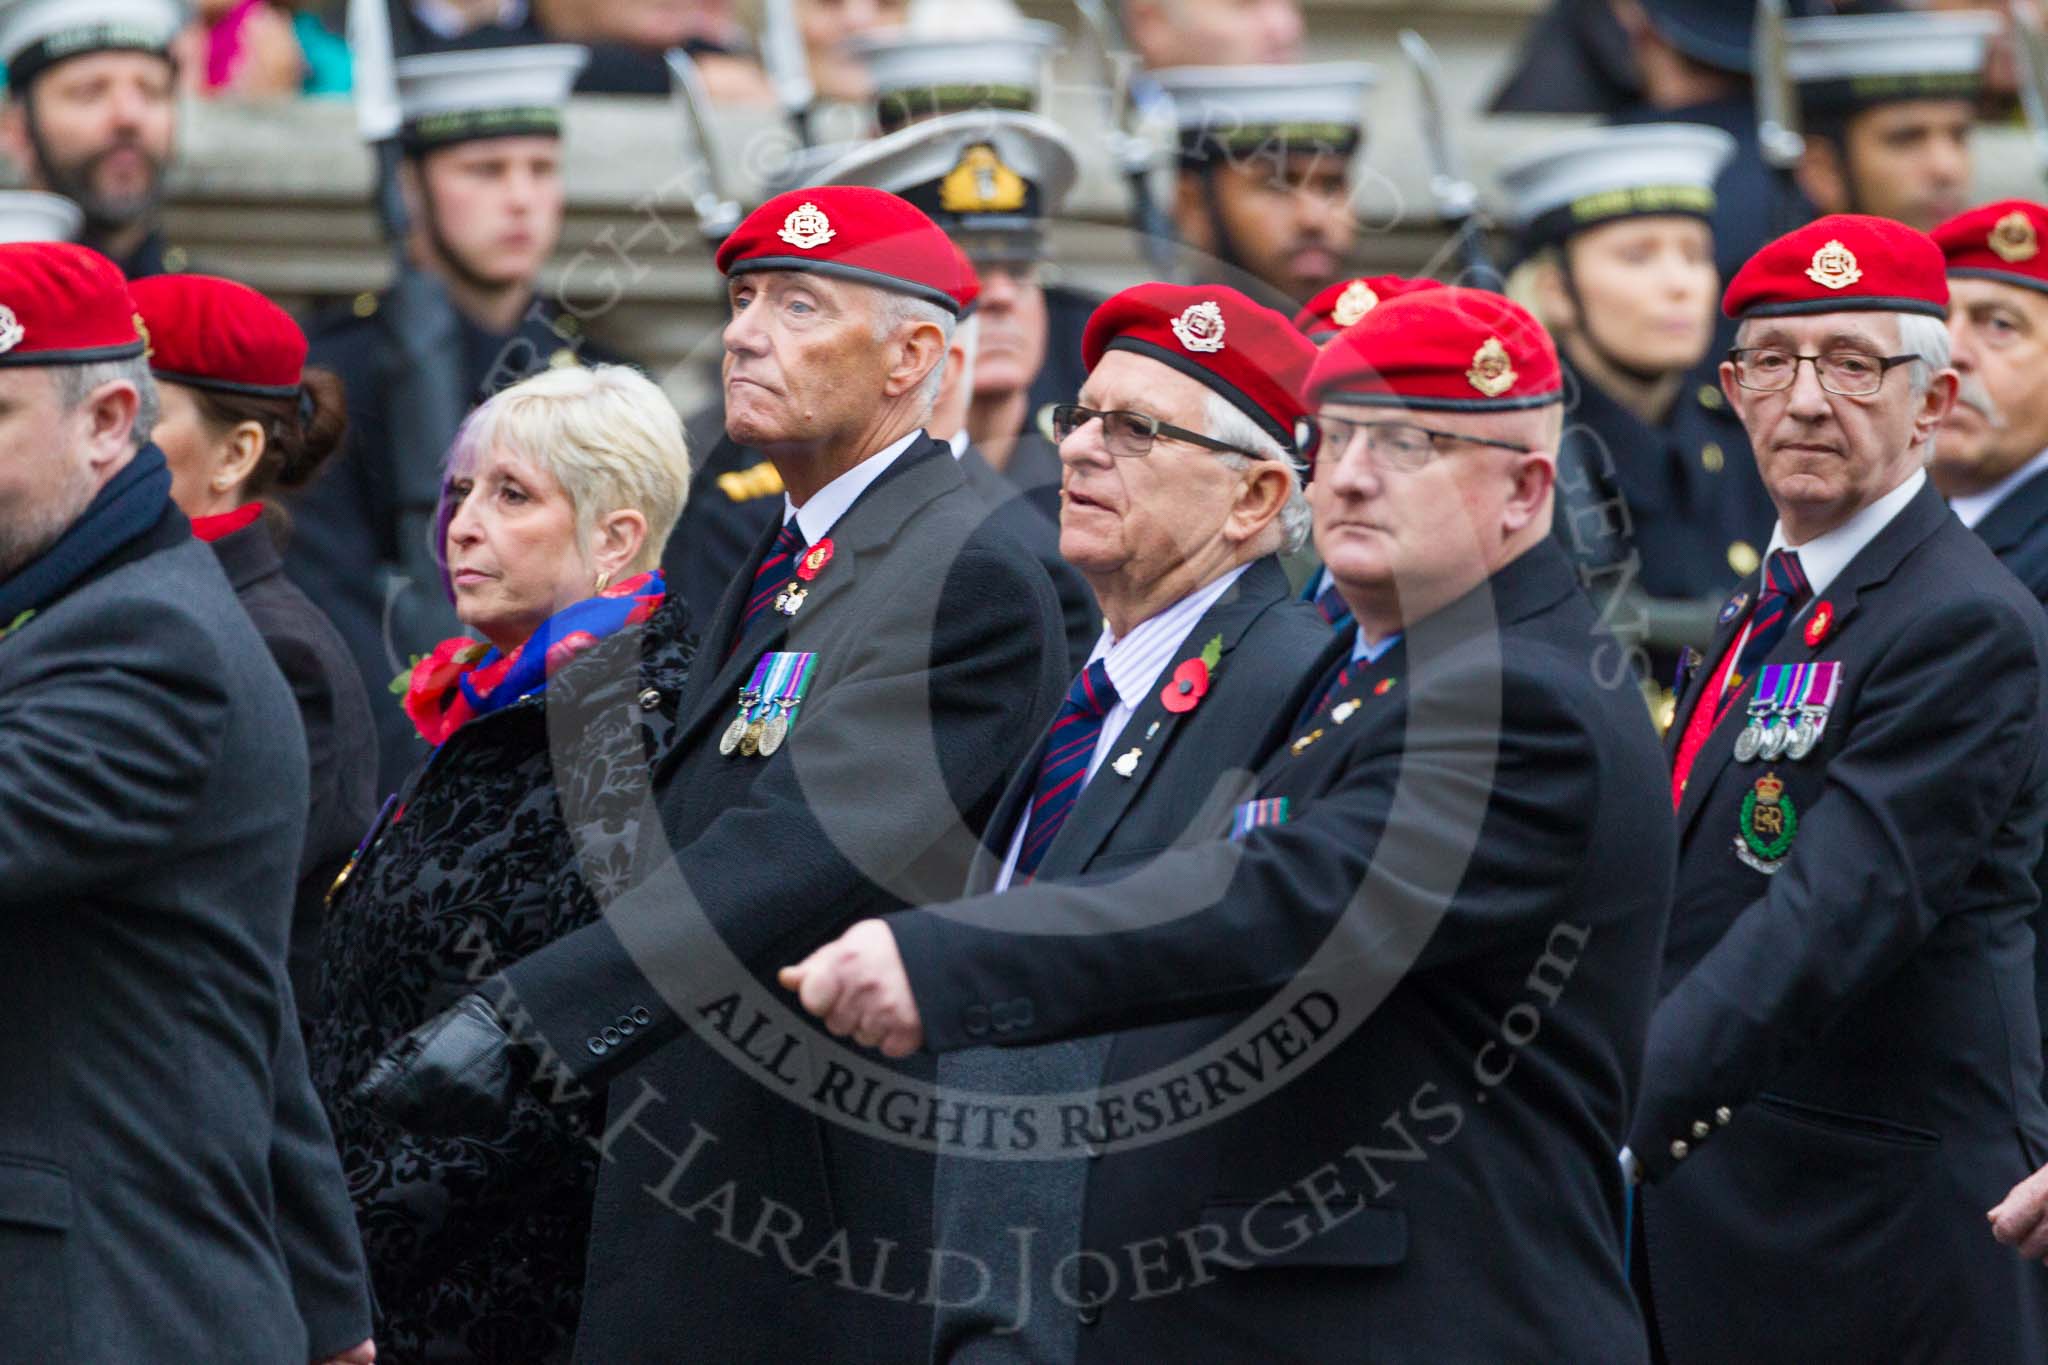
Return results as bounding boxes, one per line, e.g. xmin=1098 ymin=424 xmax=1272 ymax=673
xmin=308 ymin=595 xmax=694 ymax=1364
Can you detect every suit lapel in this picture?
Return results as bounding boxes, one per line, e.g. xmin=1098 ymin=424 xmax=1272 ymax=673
xmin=1969 ymin=464 xmax=2048 ymax=556
xmin=1675 ymin=481 xmax=1951 ymax=842
xmin=1036 ymin=559 xmax=1293 ymax=879
xmin=1665 ymin=574 xmax=1758 ymax=767
xmin=668 ymin=439 xmax=961 ymax=765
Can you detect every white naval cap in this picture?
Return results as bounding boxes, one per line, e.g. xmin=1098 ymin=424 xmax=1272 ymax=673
xmin=1497 ymin=122 xmax=1736 ymax=253
xmin=1786 ymin=10 xmax=1997 ymax=116
xmin=851 ymin=18 xmax=1063 ymax=132
xmin=810 ymin=108 xmax=1078 ymax=262
xmin=395 ymin=43 xmax=589 ymax=152
xmin=0 ymin=0 xmax=184 ymax=88
xmin=1153 ymin=63 xmax=1377 ymax=162
xmin=0 ymin=189 xmax=80 ymax=242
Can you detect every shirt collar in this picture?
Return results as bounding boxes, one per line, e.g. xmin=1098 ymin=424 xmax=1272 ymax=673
xmin=946 ymin=429 xmax=970 ymax=459
xmin=1086 ymin=563 xmax=1252 ymax=707
xmin=1765 ymin=467 xmax=1925 ymax=599
xmin=783 ymin=429 xmax=924 ymax=544
xmin=1949 ymin=447 xmax=2048 ymax=530
xmin=1351 ymin=626 xmax=1403 ymax=664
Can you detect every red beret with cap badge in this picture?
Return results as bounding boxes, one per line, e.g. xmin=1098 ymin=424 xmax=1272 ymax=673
xmin=1723 ymin=213 xmax=1948 ymax=321
xmin=1303 ymin=285 xmax=1563 ymax=413
xmin=1932 ymin=200 xmax=2048 ymax=297
xmin=0 ymin=241 xmax=145 ymax=367
xmin=129 ymin=274 xmax=307 ymax=398
xmin=715 ymin=186 xmax=977 ymax=318
xmin=1292 ymin=275 xmax=1442 ymax=344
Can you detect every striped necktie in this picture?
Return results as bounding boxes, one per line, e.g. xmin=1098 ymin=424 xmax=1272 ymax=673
xmin=733 ymin=521 xmax=806 ymax=652
xmin=1013 ymin=659 xmax=1118 ymax=881
xmin=1726 ymin=548 xmax=1811 ymax=698
xmin=1313 ymin=582 xmax=1352 ymax=628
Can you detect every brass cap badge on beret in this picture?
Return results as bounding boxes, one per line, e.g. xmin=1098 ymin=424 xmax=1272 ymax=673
xmin=1466 ymin=336 xmax=1517 ymax=397
xmin=1991 ymin=210 xmax=2040 ymax=264
xmin=778 ymin=202 xmax=836 ymax=250
xmin=1805 ymin=240 xmax=1863 ymax=290
xmin=0 ymin=306 xmax=22 ymax=357
xmin=1171 ymin=300 xmax=1227 ymax=353
xmin=1333 ymin=279 xmax=1378 ymax=327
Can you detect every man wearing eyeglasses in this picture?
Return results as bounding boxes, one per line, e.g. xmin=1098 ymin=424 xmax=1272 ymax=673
xmin=1632 ymin=214 xmax=2048 ymax=1363
xmin=909 ymin=282 xmax=1328 ymax=1362
xmin=783 ymin=285 xmax=1676 ymax=1362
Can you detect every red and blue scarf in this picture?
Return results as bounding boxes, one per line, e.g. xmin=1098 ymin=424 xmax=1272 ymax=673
xmin=402 ymin=569 xmax=665 ymax=746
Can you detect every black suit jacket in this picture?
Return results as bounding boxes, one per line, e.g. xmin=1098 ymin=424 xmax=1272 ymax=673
xmin=931 ymin=555 xmax=1326 ymax=1361
xmin=1972 ymin=467 xmax=2048 ymax=1082
xmin=212 ymin=519 xmax=378 ymax=1018
xmin=494 ymin=436 xmax=1068 ymax=1364
xmin=0 ymin=514 xmax=370 ymax=1362
xmin=890 ymin=540 xmax=1672 ymax=1362
xmin=1637 ymin=481 xmax=2048 ymax=1363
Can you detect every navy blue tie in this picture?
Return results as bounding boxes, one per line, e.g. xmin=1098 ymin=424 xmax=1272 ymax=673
xmin=1014 ymin=660 xmax=1118 ymax=881
xmin=1728 ymin=549 xmax=1811 ymax=695
xmin=1313 ymin=582 xmax=1352 ymax=628
xmin=733 ymin=521 xmax=805 ymax=653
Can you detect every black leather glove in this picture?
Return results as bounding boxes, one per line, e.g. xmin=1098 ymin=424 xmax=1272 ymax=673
xmin=352 ymin=992 xmax=531 ymax=1137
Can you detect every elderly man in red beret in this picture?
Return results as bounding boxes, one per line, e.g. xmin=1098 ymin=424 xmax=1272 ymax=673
xmin=1632 ymin=213 xmax=2048 ymax=1363
xmin=0 ymin=243 xmax=372 ymax=1363
xmin=785 ymin=285 xmax=1676 ymax=1362
xmin=354 ymin=185 xmax=1070 ymax=1364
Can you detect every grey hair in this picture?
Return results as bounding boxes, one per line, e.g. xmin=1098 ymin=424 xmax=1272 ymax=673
xmin=871 ymin=291 xmax=958 ymax=410
xmin=1203 ymin=391 xmax=1311 ymax=556
xmin=54 ymin=355 xmax=159 ymax=451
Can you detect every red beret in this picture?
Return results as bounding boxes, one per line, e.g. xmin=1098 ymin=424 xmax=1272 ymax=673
xmin=1933 ymin=199 xmax=2048 ymax=297
xmin=0 ymin=241 xmax=143 ymax=368
xmin=714 ymin=186 xmax=974 ymax=317
xmin=943 ymin=237 xmax=982 ymax=317
xmin=1082 ymin=282 xmax=1317 ymax=457
xmin=1292 ymin=275 xmax=1442 ymax=343
xmin=1723 ymin=213 xmax=1947 ymax=321
xmin=129 ymin=275 xmax=307 ymax=399
xmin=1304 ymin=286 xmax=1562 ymax=413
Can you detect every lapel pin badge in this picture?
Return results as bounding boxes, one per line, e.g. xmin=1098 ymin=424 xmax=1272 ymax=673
xmin=1112 ymin=748 xmax=1141 ymax=778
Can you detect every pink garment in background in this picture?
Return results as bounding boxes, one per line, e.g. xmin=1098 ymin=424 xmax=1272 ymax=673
xmin=204 ymin=0 xmax=265 ymax=90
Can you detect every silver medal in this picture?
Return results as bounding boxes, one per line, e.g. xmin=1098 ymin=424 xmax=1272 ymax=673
xmin=758 ymin=710 xmax=790 ymax=757
xmin=1758 ymin=716 xmax=1790 ymax=761
xmin=1734 ymin=721 xmax=1762 ymax=763
xmin=719 ymin=713 xmax=748 ymax=756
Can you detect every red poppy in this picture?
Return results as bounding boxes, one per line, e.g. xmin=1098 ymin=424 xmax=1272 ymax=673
xmin=796 ymin=537 xmax=836 ymax=582
xmin=1160 ymin=658 xmax=1210 ymax=713
xmin=1804 ymin=602 xmax=1834 ymax=648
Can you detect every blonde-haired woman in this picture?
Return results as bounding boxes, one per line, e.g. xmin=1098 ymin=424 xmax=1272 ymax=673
xmin=308 ymin=364 xmax=695 ymax=1365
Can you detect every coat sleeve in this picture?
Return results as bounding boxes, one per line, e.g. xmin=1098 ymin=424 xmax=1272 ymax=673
xmin=0 ymin=596 xmax=230 ymax=905
xmin=267 ymin=979 xmax=374 ymax=1359
xmin=887 ymin=655 xmax=1622 ymax=1050
xmin=496 ymin=535 xmax=1065 ymax=1085
xmin=1626 ymin=593 xmax=2047 ymax=1182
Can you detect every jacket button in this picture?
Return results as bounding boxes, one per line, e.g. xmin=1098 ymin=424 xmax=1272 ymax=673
xmin=617 ymin=1015 xmax=638 ymax=1035
xmin=1084 ymin=1142 xmax=1103 ymax=1160
xmin=601 ymin=1026 xmax=622 ymax=1046
xmin=1727 ymin=540 xmax=1759 ymax=576
xmin=1013 ymin=997 xmax=1034 ymax=1027
xmin=637 ymin=688 xmax=661 ymax=710
xmin=587 ymin=1037 xmax=607 ymax=1056
xmin=963 ymin=1005 xmax=989 ymax=1039
xmin=1700 ymin=442 xmax=1724 ymax=474
xmin=1078 ymin=1305 xmax=1101 ymax=1327
xmin=1716 ymin=1106 xmax=1733 ymax=1126
xmin=632 ymin=1006 xmax=653 ymax=1026
xmin=1669 ymin=1139 xmax=1690 ymax=1160
xmin=1692 ymin=1120 xmax=1711 ymax=1140
xmin=1698 ymin=383 xmax=1723 ymax=410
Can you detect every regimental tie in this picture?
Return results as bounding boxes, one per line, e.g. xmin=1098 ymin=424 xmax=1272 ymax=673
xmin=1313 ymin=582 xmax=1352 ymax=628
xmin=1725 ymin=548 xmax=1811 ymax=705
xmin=1014 ymin=659 xmax=1118 ymax=882
xmin=733 ymin=521 xmax=806 ymax=655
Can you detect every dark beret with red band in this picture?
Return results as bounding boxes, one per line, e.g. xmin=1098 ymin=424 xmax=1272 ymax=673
xmin=1082 ymin=282 xmax=1317 ymax=457
xmin=1292 ymin=275 xmax=1443 ymax=344
xmin=0 ymin=241 xmax=144 ymax=367
xmin=1304 ymin=285 xmax=1562 ymax=413
xmin=715 ymin=186 xmax=975 ymax=317
xmin=1723 ymin=213 xmax=1948 ymax=321
xmin=129 ymin=274 xmax=308 ymax=399
xmin=1933 ymin=200 xmax=2048 ymax=298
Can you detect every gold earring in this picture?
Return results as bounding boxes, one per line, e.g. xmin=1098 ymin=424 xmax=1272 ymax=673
xmin=594 ymin=570 xmax=612 ymax=593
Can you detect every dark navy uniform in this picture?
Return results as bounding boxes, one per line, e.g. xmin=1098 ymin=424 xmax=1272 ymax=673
xmin=890 ymin=540 xmax=1672 ymax=1363
xmin=1555 ymin=361 xmax=1775 ymax=689
xmin=1640 ymin=479 xmax=2048 ymax=1362
xmin=284 ymin=290 xmax=630 ymax=792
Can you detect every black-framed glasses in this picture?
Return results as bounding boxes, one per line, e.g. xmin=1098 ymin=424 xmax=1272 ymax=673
xmin=1728 ymin=347 xmax=1919 ymax=397
xmin=1295 ymin=413 xmax=1534 ymax=473
xmin=1049 ymin=403 xmax=1260 ymax=460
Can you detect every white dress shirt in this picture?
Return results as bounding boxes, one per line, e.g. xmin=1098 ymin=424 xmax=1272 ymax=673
xmin=1949 ymin=449 xmax=2048 ymax=530
xmin=993 ymin=563 xmax=1253 ymax=890
xmin=1763 ymin=468 xmax=1925 ymax=600
xmin=781 ymin=429 xmax=925 ymax=543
